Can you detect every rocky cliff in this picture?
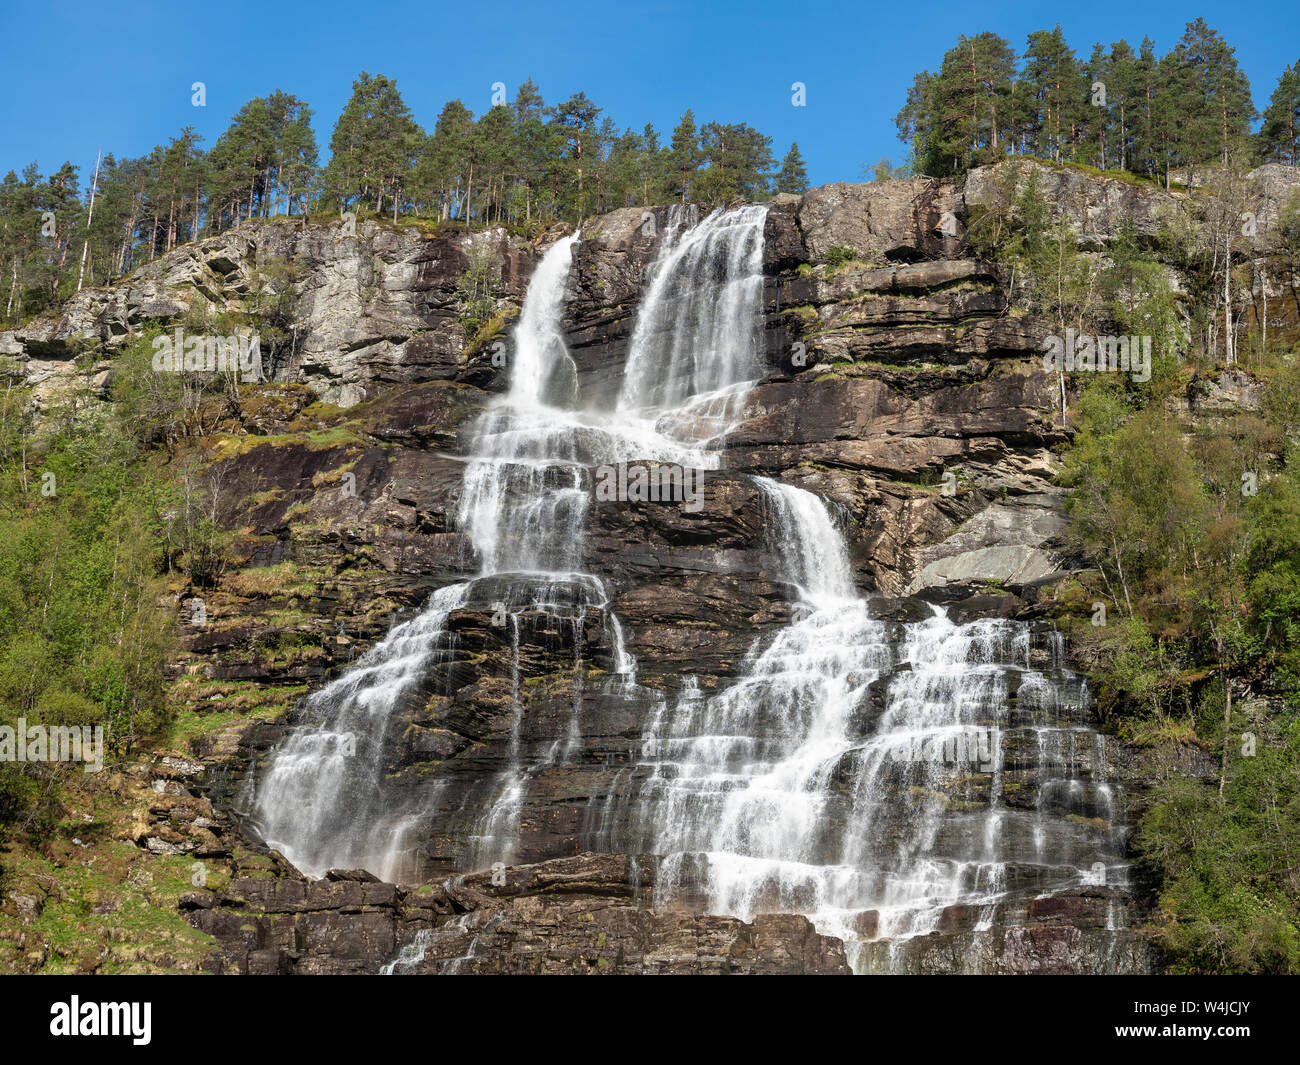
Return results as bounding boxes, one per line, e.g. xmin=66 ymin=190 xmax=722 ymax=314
xmin=3 ymin=158 xmax=1293 ymax=975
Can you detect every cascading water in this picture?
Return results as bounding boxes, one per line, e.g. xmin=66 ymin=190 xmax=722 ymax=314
xmin=248 ymin=232 xmax=605 ymax=879
xmin=249 ymin=207 xmax=770 ymax=880
xmin=246 ymin=583 xmax=468 ymax=879
xmin=250 ymin=203 xmax=1132 ymax=974
xmin=627 ymin=480 xmax=1129 ymax=972
xmin=619 ymin=204 xmax=766 ymax=416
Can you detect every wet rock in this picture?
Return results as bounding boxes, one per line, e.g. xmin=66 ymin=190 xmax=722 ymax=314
xmin=191 ymin=853 xmax=850 ymax=975
xmin=29 ymin=174 xmax=1245 ymax=975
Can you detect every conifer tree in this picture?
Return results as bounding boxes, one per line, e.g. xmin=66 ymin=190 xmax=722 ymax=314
xmin=775 ymin=142 xmax=809 ymax=194
xmin=1260 ymin=61 xmax=1300 ymax=166
xmin=1022 ymin=26 xmax=1086 ymax=162
xmin=320 ymin=72 xmax=423 ymax=215
xmin=669 ymin=110 xmax=702 ymax=203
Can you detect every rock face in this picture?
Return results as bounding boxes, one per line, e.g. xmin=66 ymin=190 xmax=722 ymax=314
xmin=0 ymin=219 xmax=561 ymax=408
xmin=189 ymin=853 xmax=850 ymax=975
xmin=964 ymin=160 xmax=1178 ymax=249
xmin=856 ymin=889 xmax=1155 ymax=975
xmin=15 ymin=163 xmax=1273 ymax=974
xmin=1245 ymin=163 xmax=1300 ymax=239
xmin=795 ymin=179 xmax=964 ymax=262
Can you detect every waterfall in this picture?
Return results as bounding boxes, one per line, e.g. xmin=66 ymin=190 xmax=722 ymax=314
xmin=379 ymin=929 xmax=431 ymax=975
xmin=249 ymin=202 xmax=1130 ymax=974
xmin=510 ymin=232 xmax=582 ymax=408
xmin=249 ymin=208 xmax=770 ymax=879
xmin=248 ymin=584 xmax=468 ymax=879
xmin=618 ymin=204 xmax=767 ymax=444
xmin=249 ymin=233 xmax=601 ymax=878
xmin=756 ymin=477 xmax=855 ymax=604
xmin=631 ymin=484 xmax=1126 ymax=973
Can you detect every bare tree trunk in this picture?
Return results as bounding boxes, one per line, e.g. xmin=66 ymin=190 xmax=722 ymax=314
xmin=118 ymin=199 xmax=138 ymax=275
xmin=970 ymin=41 xmax=979 ymax=157
xmin=1112 ymin=531 xmax=1134 ymax=618
xmin=1262 ymin=259 xmax=1269 ymax=356
xmin=77 ymin=150 xmax=102 ymax=292
xmin=1225 ymin=224 xmax=1235 ymax=365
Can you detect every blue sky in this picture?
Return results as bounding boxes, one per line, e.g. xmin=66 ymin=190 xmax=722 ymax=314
xmin=1 ymin=0 xmax=1297 ymax=193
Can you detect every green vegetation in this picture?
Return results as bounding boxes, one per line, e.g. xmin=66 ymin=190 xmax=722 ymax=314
xmin=775 ymin=143 xmax=810 ymax=195
xmin=1 ymin=28 xmax=1297 ymax=976
xmin=1060 ymin=372 xmax=1300 ymax=972
xmin=1 ymin=77 xmax=796 ymax=325
xmin=1135 ymin=709 xmax=1300 ymax=973
xmin=0 ymin=322 xmax=274 ymax=833
xmin=0 ymin=841 xmax=220 ymax=974
xmin=456 ymin=239 xmax=504 ymax=335
xmin=0 ymin=361 xmax=175 ymax=829
xmin=823 ymin=245 xmax=863 ymax=271
xmin=896 ymin=20 xmax=1294 ymax=185
xmin=966 ymin=157 xmax=1300 ymax=971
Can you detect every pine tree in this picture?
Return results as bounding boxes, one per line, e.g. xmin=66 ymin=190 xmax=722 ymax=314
xmin=695 ymin=122 xmax=774 ymax=204
xmin=896 ymin=71 xmax=943 ymax=174
xmin=475 ymin=103 xmax=514 ymax=223
xmin=415 ymin=100 xmax=475 ymax=221
xmin=775 ymin=142 xmax=809 ymax=194
xmin=549 ymin=92 xmax=601 ymax=220
xmin=1 ymin=165 xmax=40 ymax=320
xmin=1260 ymin=61 xmax=1300 ymax=166
xmin=895 ymin=34 xmax=1015 ymax=175
xmin=41 ymin=162 xmax=82 ymax=296
xmin=0 ymin=73 xmax=800 ymax=297
xmin=213 ymin=96 xmax=272 ymax=225
xmin=1106 ymin=40 xmax=1141 ymax=172
xmin=669 ymin=110 xmax=702 ymax=203
xmin=1167 ymin=19 xmax=1255 ymax=179
xmin=1082 ymin=43 xmax=1111 ymax=169
xmin=264 ymin=91 xmax=317 ymax=217
xmin=147 ymin=130 xmax=203 ymax=253
xmin=1022 ymin=26 xmax=1086 ymax=162
xmin=320 ymin=72 xmax=423 ymax=215
xmin=511 ymin=80 xmax=552 ymax=220
xmin=1130 ymin=37 xmax=1161 ymax=180
xmin=637 ymin=123 xmax=670 ymax=206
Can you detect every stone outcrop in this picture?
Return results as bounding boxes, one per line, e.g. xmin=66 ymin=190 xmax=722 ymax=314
xmin=964 ymin=159 xmax=1179 ymax=249
xmin=0 ymin=218 xmax=564 ymax=408
xmin=187 ymin=853 xmax=850 ymax=975
xmin=795 ymin=178 xmax=965 ymax=263
xmin=856 ymin=889 xmax=1155 ymax=975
